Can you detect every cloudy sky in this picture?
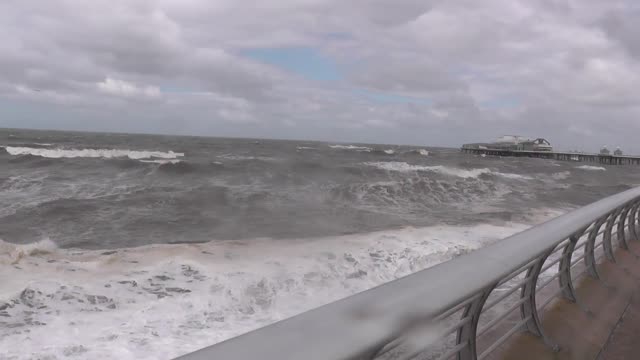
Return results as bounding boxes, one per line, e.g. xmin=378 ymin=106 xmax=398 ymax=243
xmin=1 ymin=0 xmax=639 ymax=151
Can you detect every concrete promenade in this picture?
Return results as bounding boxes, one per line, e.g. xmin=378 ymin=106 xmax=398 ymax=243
xmin=489 ymin=241 xmax=640 ymax=359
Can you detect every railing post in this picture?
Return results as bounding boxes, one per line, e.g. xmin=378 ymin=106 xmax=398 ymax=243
xmin=558 ymin=233 xmax=581 ymax=302
xmin=520 ymin=249 xmax=559 ymax=351
xmin=634 ymin=203 xmax=640 ymax=239
xmin=616 ymin=204 xmax=633 ymax=250
xmin=603 ymin=208 xmax=623 ymax=262
xmin=585 ymin=215 xmax=609 ymax=280
xmin=457 ymin=285 xmax=495 ymax=360
xmin=627 ymin=203 xmax=640 ymax=242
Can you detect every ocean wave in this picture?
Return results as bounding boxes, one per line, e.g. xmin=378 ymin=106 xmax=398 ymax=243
xmin=0 ymin=238 xmax=58 ymax=264
xmin=330 ymin=177 xmax=503 ymax=211
xmin=328 ymin=144 xmax=373 ymax=152
xmin=0 ymin=221 xmax=535 ymax=359
xmin=1 ymin=146 xmax=184 ymax=160
xmin=2 ymin=142 xmax=53 ymax=148
xmin=217 ymin=154 xmax=276 ymax=161
xmin=403 ymin=149 xmax=430 ymax=156
xmin=576 ymin=165 xmax=606 ymax=171
xmin=139 ymin=159 xmax=183 ymax=165
xmin=296 ymin=146 xmax=316 ymax=150
xmin=364 ymin=162 xmax=532 ymax=180
xmin=551 ymin=171 xmax=571 ymax=180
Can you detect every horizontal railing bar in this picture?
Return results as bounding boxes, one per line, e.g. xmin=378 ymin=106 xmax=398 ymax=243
xmin=388 ymin=314 xmax=473 ymax=357
xmin=597 ymin=220 xmax=620 ymax=237
xmin=553 ymin=239 xmax=571 ymax=253
xmin=495 ymin=258 xmax=538 ymax=287
xmin=570 ymin=253 xmax=587 ymax=268
xmin=375 ymin=315 xmax=472 ymax=359
xmin=540 ymin=253 xmax=567 ymax=274
xmin=478 ymin=316 xmax=530 ymax=360
xmin=386 ymin=319 xmax=469 ymax=357
xmin=572 ymin=267 xmax=590 ymax=281
xmin=575 ymin=240 xmax=589 ymax=249
xmin=436 ymin=293 xmax=482 ymax=321
xmin=537 ymin=271 xmax=562 ymax=290
xmin=537 ymin=284 xmax=568 ymax=311
xmin=443 ymin=316 xmax=471 ymax=336
xmin=483 ymin=276 xmax=532 ymax=313
xmin=477 ymin=297 xmax=528 ymax=338
xmin=435 ymin=341 xmax=468 ymax=360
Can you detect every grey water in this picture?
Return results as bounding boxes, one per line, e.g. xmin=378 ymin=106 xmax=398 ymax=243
xmin=1 ymin=128 xmax=638 ymax=249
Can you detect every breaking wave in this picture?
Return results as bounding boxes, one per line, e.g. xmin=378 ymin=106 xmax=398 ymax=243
xmin=216 ymin=154 xmax=276 ymax=161
xmin=576 ymin=165 xmax=606 ymax=171
xmin=0 ymin=221 xmax=537 ymax=359
xmin=364 ymin=162 xmax=532 ymax=180
xmin=328 ymin=144 xmax=373 ymax=152
xmin=139 ymin=159 xmax=183 ymax=165
xmin=552 ymin=171 xmax=571 ymax=180
xmin=1 ymin=146 xmax=184 ymax=160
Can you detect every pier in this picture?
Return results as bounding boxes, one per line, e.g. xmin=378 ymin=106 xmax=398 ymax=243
xmin=460 ymin=147 xmax=640 ymax=165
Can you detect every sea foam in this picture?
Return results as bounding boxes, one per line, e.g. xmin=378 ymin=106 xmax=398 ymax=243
xmin=0 ymin=221 xmax=542 ymax=360
xmin=576 ymin=165 xmax=606 ymax=171
xmin=328 ymin=144 xmax=373 ymax=152
xmin=364 ymin=162 xmax=532 ymax=180
xmin=2 ymin=146 xmax=184 ymax=160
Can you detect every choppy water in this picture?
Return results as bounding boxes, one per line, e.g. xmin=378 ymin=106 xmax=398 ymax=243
xmin=1 ymin=128 xmax=639 ymax=359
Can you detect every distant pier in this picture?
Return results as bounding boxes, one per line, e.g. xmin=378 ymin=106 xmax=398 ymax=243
xmin=460 ymin=147 xmax=640 ymax=165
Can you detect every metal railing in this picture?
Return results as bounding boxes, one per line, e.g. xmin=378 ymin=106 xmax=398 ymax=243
xmin=176 ymin=187 xmax=640 ymax=360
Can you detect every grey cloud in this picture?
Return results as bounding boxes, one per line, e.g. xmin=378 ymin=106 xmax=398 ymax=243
xmin=1 ymin=0 xmax=640 ymax=152
xmin=599 ymin=8 xmax=640 ymax=58
xmin=351 ymin=56 xmax=466 ymax=93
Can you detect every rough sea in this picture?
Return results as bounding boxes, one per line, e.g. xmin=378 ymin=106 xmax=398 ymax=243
xmin=1 ymin=128 xmax=639 ymax=359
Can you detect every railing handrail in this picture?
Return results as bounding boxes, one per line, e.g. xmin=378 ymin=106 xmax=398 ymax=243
xmin=176 ymin=186 xmax=640 ymax=360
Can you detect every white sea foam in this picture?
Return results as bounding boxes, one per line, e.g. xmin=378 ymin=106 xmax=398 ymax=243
xmin=0 ymin=238 xmax=58 ymax=264
xmin=418 ymin=149 xmax=430 ymax=156
xmin=364 ymin=162 xmax=532 ymax=180
xmin=383 ymin=149 xmax=395 ymax=155
xmin=296 ymin=146 xmax=316 ymax=150
xmin=139 ymin=159 xmax=183 ymax=165
xmin=216 ymin=154 xmax=275 ymax=161
xmin=0 ymin=219 xmax=547 ymax=360
xmin=328 ymin=144 xmax=373 ymax=152
xmin=496 ymin=172 xmax=534 ymax=180
xmin=576 ymin=165 xmax=606 ymax=171
xmin=552 ymin=171 xmax=571 ymax=180
xmin=2 ymin=146 xmax=184 ymax=160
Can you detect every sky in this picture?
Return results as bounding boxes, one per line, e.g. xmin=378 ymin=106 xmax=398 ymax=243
xmin=1 ymin=0 xmax=640 ymax=151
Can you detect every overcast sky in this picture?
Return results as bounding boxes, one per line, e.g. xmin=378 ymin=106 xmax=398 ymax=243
xmin=1 ymin=0 xmax=640 ymax=151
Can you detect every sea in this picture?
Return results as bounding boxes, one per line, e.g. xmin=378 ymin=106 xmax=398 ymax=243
xmin=1 ymin=128 xmax=639 ymax=359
